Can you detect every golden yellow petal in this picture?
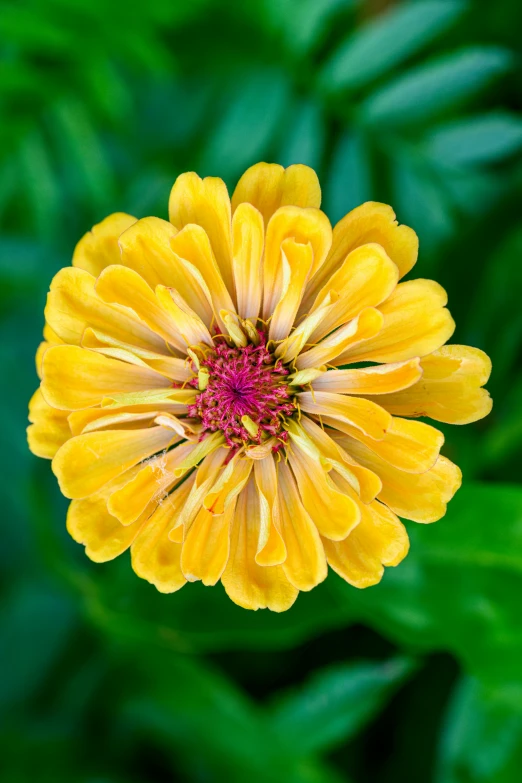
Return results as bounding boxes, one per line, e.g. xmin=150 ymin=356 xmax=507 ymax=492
xmin=323 ymin=498 xmax=409 ymax=588
xmin=302 ymin=243 xmax=399 ymax=336
xmin=253 ymin=456 xmax=286 ymax=566
xmin=276 ymin=460 xmax=328 ymax=589
xmin=130 ymin=478 xmax=194 ymax=593
xmin=170 ymin=448 xmax=229 ymax=539
xmin=232 ymin=202 xmax=264 ymax=321
xmin=221 ymin=477 xmax=298 ymax=612
xmin=168 ymin=172 xmax=234 ymax=296
xmin=263 ymin=206 xmax=332 ymax=318
xmin=231 ymin=162 xmax=321 ymax=223
xmin=298 ymin=391 xmax=391 ymax=441
xmin=41 ymin=344 xmax=170 ymax=410
xmin=366 ymin=345 xmax=492 ymax=424
xmin=156 ymin=285 xmax=214 ymax=349
xmin=312 ymin=359 xmax=422 ymax=395
xmin=181 ymin=501 xmax=235 ymax=585
xmin=326 ymin=415 xmax=444 ymax=474
xmin=335 ymin=279 xmax=455 ymax=365
xmin=52 ymin=425 xmax=178 ymax=499
xmin=27 ymin=388 xmax=71 ymax=459
xmin=72 ymin=212 xmax=137 ymax=277
xmin=295 ymin=307 xmax=384 ymax=369
xmin=68 ymin=408 xmax=160 ymax=436
xmin=45 ymin=267 xmax=166 ymax=352
xmin=269 ymin=239 xmax=314 ymax=342
xmin=306 ymin=201 xmax=418 ymax=305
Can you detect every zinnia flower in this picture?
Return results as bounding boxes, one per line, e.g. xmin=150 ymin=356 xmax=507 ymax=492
xmin=27 ymin=162 xmax=492 ymax=611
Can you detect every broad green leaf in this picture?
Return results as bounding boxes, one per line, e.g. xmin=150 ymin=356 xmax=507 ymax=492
xmin=361 ymin=47 xmax=513 ymax=127
xmin=320 ymin=0 xmax=466 ymax=93
xmin=270 ymin=657 xmax=415 ymax=754
xmin=436 ymin=677 xmax=522 ymax=783
xmin=323 ymin=129 xmax=372 ymax=224
xmin=264 ymin=0 xmax=355 ymax=56
xmin=278 ymin=98 xmax=326 ymax=170
xmin=425 ymin=113 xmax=522 ymax=167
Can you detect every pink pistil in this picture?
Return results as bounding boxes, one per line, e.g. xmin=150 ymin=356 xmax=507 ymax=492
xmin=187 ymin=332 xmax=295 ymax=449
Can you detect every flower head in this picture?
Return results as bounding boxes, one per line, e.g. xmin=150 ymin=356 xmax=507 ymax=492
xmin=28 ymin=162 xmax=492 ymax=611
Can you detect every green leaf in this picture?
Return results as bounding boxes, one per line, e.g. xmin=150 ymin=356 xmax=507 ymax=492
xmin=361 ymin=47 xmax=513 ymax=127
xmin=323 ymin=129 xmax=372 ymax=224
xmin=424 ymin=113 xmax=522 ymax=167
xmin=329 ymin=483 xmax=522 ymax=689
xmin=320 ymin=0 xmax=466 ymax=93
xmin=278 ymin=98 xmax=326 ymax=170
xmin=436 ymin=677 xmax=522 ymax=783
xmin=270 ymin=657 xmax=415 ymax=754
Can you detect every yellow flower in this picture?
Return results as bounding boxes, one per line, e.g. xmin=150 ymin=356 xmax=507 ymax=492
xmin=27 ymin=162 xmax=492 ymax=611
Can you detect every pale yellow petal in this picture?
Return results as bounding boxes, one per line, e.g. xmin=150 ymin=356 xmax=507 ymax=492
xmin=155 ymin=285 xmax=214 ymax=349
xmin=301 ymin=243 xmax=399 ymax=336
xmin=253 ymin=456 xmax=286 ymax=566
xmin=27 ymin=388 xmax=71 ymax=459
xmin=45 ymin=267 xmax=166 ymax=352
xmin=52 ymin=425 xmax=178 ymax=499
xmin=366 ymin=345 xmax=492 ymax=424
xmin=326 ymin=415 xmax=444 ymax=474
xmin=41 ymin=345 xmax=170 ymax=410
xmin=276 ymin=460 xmax=328 ymax=590
xmin=168 ymin=172 xmax=234 ymax=296
xmin=181 ymin=501 xmax=235 ymax=585
xmin=231 ymin=162 xmax=321 ymax=223
xmin=221 ymin=477 xmax=298 ymax=611
xmin=298 ymin=391 xmax=391 ymax=441
xmin=72 ymin=212 xmax=137 ymax=277
xmin=131 ymin=479 xmax=194 ymax=593
xmin=263 ymin=206 xmax=332 ymax=318
xmin=269 ymin=239 xmax=314 ymax=342
xmin=232 ymin=202 xmax=264 ymax=321
xmin=295 ymin=307 xmax=384 ymax=370
xmin=335 ymin=279 xmax=455 ymax=365
xmin=306 ymin=201 xmax=418 ymax=305
xmin=312 ymin=359 xmax=422 ymax=395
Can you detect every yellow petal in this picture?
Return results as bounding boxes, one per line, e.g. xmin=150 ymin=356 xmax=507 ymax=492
xmin=299 ymin=415 xmax=382 ymax=504
xmin=333 ymin=434 xmax=461 ymax=522
xmin=68 ymin=408 xmax=160 ymax=436
xmin=232 ymin=202 xmax=264 ymax=320
xmin=100 ymin=388 xmax=195 ymax=411
xmin=269 ymin=239 xmax=314 ymax=342
xmin=302 ymin=243 xmax=399 ymax=336
xmin=298 ymin=391 xmax=391 ymax=441
xmin=107 ymin=442 xmax=196 ymax=525
xmin=72 ymin=212 xmax=137 ymax=277
xmin=306 ymin=201 xmax=418 ymax=305
xmin=336 ymin=279 xmax=455 ymax=365
xmin=295 ymin=307 xmax=384 ymax=370
xmin=202 ymin=454 xmax=252 ymax=514
xmin=253 ymin=456 xmax=286 ymax=566
xmin=312 ymin=359 xmax=422 ymax=395
xmin=263 ymin=206 xmax=332 ymax=318
xmin=367 ymin=345 xmax=492 ymax=424
xmin=231 ymin=162 xmax=321 ymax=223
xmin=276 ymin=460 xmax=328 ymax=589
xmin=181 ymin=501 xmax=235 ymax=585
xmin=285 ymin=433 xmax=361 ymax=541
xmin=52 ymin=425 xmax=178 ymax=499
xmin=45 ymin=267 xmax=166 ymax=352
xmin=221 ymin=477 xmax=298 ymax=612
xmin=41 ymin=344 xmax=170 ymax=410
xmin=118 ymin=217 xmax=214 ymax=326
xmin=326 ymin=415 xmax=444 ymax=474
xmin=156 ymin=285 xmax=214 ymax=349
xmin=323 ymin=498 xmax=409 ymax=588
xmin=168 ymin=172 xmax=234 ymax=296
xmin=27 ymin=388 xmax=71 ymax=459
xmin=170 ymin=448 xmax=228 ymax=539
xmin=131 ymin=478 xmax=194 ymax=593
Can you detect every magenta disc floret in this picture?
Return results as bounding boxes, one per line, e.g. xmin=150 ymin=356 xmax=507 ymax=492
xmin=187 ymin=332 xmax=295 ymax=449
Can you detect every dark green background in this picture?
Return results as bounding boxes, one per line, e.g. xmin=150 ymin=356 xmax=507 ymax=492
xmin=2 ymin=1 xmax=522 ymax=780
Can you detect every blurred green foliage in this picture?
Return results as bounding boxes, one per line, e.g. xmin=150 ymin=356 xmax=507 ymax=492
xmin=1 ymin=0 xmax=522 ymax=780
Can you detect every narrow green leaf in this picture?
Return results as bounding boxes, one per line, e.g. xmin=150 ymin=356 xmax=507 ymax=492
xmin=323 ymin=129 xmax=372 ymax=224
xmin=361 ymin=47 xmax=512 ymax=127
xmin=278 ymin=99 xmax=325 ymax=170
xmin=320 ymin=0 xmax=466 ymax=93
xmin=270 ymin=657 xmax=415 ymax=754
xmin=424 ymin=113 xmax=522 ymax=167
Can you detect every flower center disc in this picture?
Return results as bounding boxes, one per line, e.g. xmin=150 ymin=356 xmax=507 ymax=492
xmin=187 ymin=332 xmax=295 ymax=450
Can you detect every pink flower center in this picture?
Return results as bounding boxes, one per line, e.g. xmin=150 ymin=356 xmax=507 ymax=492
xmin=187 ymin=332 xmax=295 ymax=449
